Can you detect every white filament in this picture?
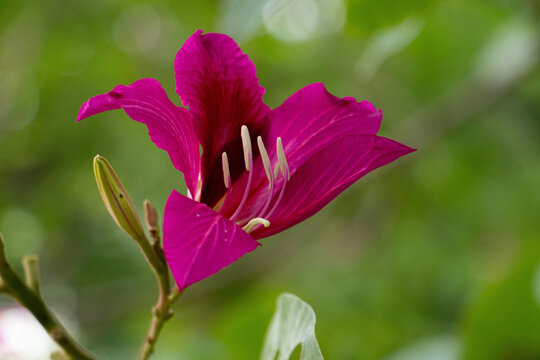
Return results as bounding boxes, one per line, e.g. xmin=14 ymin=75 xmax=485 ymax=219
xmin=265 ymin=170 xmax=288 ymax=220
xmin=251 ymin=135 xmax=277 ymax=219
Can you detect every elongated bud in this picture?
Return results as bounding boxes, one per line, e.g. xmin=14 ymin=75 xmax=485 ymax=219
xmin=144 ymin=199 xmax=160 ymax=237
xmin=93 ymin=155 xmax=145 ymax=241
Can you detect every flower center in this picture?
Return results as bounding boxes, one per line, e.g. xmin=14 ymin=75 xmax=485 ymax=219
xmin=218 ymin=125 xmax=291 ymax=233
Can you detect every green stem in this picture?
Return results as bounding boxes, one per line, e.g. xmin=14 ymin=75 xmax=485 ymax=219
xmin=0 ymin=234 xmax=97 ymax=360
xmin=136 ymin=218 xmax=181 ymax=360
xmin=137 ymin=287 xmax=181 ymax=360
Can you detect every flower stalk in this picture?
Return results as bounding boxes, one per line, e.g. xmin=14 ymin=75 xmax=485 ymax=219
xmin=0 ymin=158 xmax=182 ymax=360
xmin=0 ymin=233 xmax=97 ymax=360
xmin=93 ymin=156 xmax=165 ymax=280
xmin=138 ymin=199 xmax=181 ymax=360
xmin=92 ymin=156 xmax=179 ymax=359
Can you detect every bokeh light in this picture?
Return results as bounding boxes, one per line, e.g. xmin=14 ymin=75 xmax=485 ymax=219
xmin=0 ymin=307 xmax=57 ymax=359
xmin=262 ymin=0 xmax=345 ymax=42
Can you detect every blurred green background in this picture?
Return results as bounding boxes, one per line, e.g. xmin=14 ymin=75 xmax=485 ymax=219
xmin=1 ymin=0 xmax=539 ymax=359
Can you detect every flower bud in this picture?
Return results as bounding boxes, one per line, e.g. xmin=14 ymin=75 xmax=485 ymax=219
xmin=93 ymin=155 xmax=145 ymax=241
xmin=143 ymin=199 xmax=160 ymax=238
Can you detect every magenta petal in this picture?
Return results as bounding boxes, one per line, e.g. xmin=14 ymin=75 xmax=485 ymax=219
xmin=221 ymin=83 xmax=386 ymax=223
xmin=175 ymin=30 xmax=270 ymax=207
xmin=229 ymin=83 xmax=384 ymax=223
xmin=77 ymin=78 xmax=200 ymax=195
xmin=251 ymin=136 xmax=416 ymax=239
xmin=268 ymin=83 xmax=382 ymax=174
xmin=163 ymin=190 xmax=260 ymax=289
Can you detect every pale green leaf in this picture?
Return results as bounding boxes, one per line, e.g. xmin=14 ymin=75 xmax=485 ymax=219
xmin=383 ymin=335 xmax=461 ymax=360
xmin=261 ymin=293 xmax=323 ymax=360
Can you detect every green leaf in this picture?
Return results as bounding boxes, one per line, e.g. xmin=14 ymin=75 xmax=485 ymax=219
xmin=261 ymin=293 xmax=324 ymax=360
xmin=383 ymin=335 xmax=461 ymax=360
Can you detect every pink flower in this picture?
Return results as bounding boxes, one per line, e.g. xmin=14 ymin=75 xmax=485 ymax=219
xmin=78 ymin=30 xmax=415 ymax=290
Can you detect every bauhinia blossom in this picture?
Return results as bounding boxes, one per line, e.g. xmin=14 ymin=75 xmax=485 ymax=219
xmin=77 ymin=30 xmax=415 ymax=290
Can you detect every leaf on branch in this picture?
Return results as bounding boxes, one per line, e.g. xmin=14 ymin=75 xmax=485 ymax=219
xmin=261 ymin=293 xmax=323 ymax=360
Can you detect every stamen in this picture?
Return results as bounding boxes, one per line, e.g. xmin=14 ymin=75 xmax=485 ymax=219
xmin=257 ymin=136 xmax=272 ymax=183
xmin=265 ymin=174 xmax=288 ymax=220
xmin=273 ymin=162 xmax=280 ymax=180
xmin=247 ymin=137 xmax=275 ymax=220
xmin=242 ymin=217 xmax=270 ymax=233
xmin=222 ymin=152 xmax=231 ymax=188
xmin=212 ymin=152 xmax=232 ymax=213
xmin=275 ymin=137 xmax=290 ymax=180
xmin=230 ymin=154 xmax=253 ymax=221
xmin=255 ymin=179 xmax=274 ymax=219
xmin=230 ymin=125 xmax=256 ymax=223
xmin=241 ymin=125 xmax=252 ymax=171
xmin=265 ymin=138 xmax=291 ymax=219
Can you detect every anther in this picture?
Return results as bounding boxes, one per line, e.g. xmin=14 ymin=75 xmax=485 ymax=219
xmin=257 ymin=136 xmax=272 ymax=183
xmin=241 ymin=125 xmax=252 ymax=171
xmin=242 ymin=218 xmax=270 ymax=233
xmin=230 ymin=128 xmax=254 ymax=221
xmin=222 ymin=152 xmax=230 ymax=188
xmin=264 ymin=137 xmax=291 ymax=220
xmin=246 ymin=137 xmax=276 ymax=220
xmin=275 ymin=137 xmax=290 ymax=180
